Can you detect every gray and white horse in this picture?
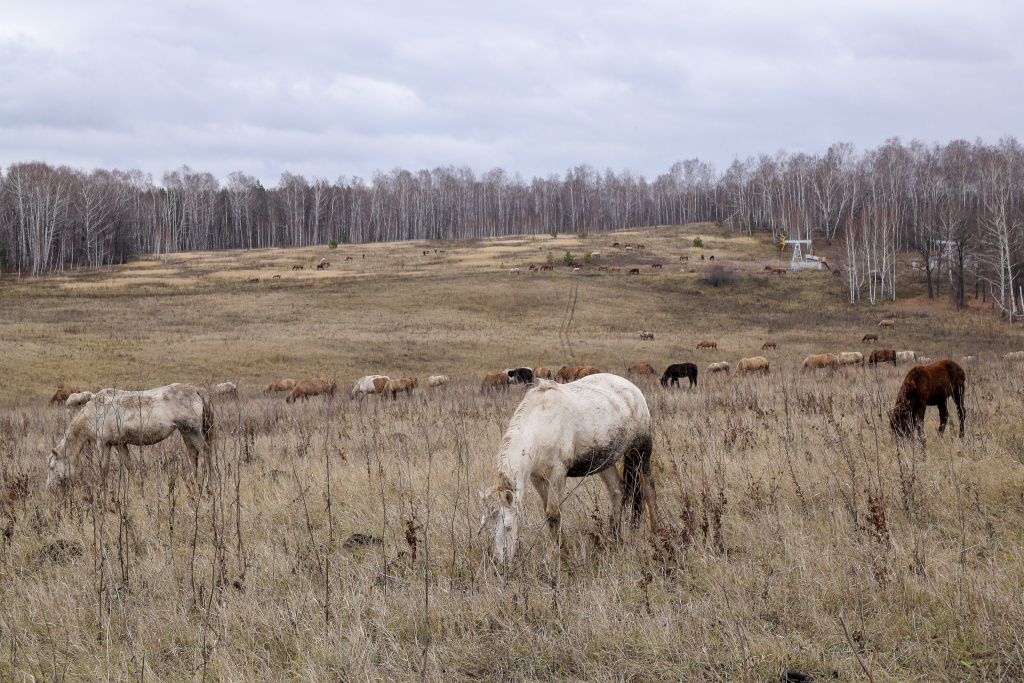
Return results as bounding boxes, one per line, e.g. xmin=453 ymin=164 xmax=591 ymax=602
xmin=47 ymin=383 xmax=214 ymax=489
xmin=479 ymin=373 xmax=657 ymax=563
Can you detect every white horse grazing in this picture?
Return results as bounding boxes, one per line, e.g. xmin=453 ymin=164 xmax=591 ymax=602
xmin=479 ymin=373 xmax=657 ymax=563
xmin=350 ymin=375 xmax=388 ymax=399
xmin=47 ymin=383 xmax=214 ymax=489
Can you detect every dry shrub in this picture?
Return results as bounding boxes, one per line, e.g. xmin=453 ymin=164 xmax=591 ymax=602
xmin=703 ymin=264 xmax=730 ymax=287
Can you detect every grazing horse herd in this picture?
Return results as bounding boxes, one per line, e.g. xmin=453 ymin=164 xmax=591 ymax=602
xmin=41 ymin=326 xmax=1021 ymax=564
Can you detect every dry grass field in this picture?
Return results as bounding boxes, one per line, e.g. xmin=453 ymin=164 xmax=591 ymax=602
xmin=2 ymin=224 xmax=1024 ymax=681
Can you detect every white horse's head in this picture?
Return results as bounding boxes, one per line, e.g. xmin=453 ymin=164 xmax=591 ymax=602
xmin=479 ymin=472 xmax=519 ymax=563
xmin=47 ymin=448 xmax=71 ymax=490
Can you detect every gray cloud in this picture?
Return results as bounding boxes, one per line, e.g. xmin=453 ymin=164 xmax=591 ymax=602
xmin=1 ymin=0 xmax=1022 ymax=184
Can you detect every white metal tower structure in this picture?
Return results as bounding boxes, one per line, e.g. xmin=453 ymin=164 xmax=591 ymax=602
xmin=785 ymin=239 xmax=823 ymax=270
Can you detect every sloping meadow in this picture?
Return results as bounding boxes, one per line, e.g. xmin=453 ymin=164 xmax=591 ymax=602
xmin=2 ymin=360 xmax=1024 ymax=681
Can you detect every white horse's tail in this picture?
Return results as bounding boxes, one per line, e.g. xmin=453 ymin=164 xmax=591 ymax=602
xmin=622 ymin=431 xmax=656 ymax=523
xmin=200 ymin=389 xmax=215 ymax=452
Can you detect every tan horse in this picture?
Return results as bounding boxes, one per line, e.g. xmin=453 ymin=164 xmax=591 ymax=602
xmin=801 ymin=353 xmax=839 ymax=371
xmin=64 ymin=391 xmax=94 ymax=410
xmin=264 ymin=378 xmax=298 ymax=395
xmin=896 ymin=351 xmax=918 ymax=364
xmin=696 ymin=340 xmax=717 ymax=351
xmin=737 ymin=357 xmax=769 ymax=375
xmin=837 ymin=351 xmax=864 ymax=366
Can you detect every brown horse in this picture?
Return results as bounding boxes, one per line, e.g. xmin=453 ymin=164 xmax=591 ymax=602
xmin=286 ymin=378 xmax=337 ymax=403
xmin=890 ymin=360 xmax=966 ymax=438
xmin=627 ymin=363 xmax=656 ymax=377
xmin=574 ymin=366 xmax=600 ymax=380
xmin=50 ymin=389 xmax=79 ymax=404
xmin=533 ymin=367 xmax=552 ymax=380
xmin=761 ymin=341 xmax=777 ymax=351
xmin=696 ymin=340 xmax=717 ymax=351
xmin=383 ymin=377 xmax=417 ymax=398
xmin=555 ymin=366 xmax=580 ymax=383
xmin=869 ymin=349 xmax=896 ymax=366
xmin=481 ymin=372 xmax=510 ymax=392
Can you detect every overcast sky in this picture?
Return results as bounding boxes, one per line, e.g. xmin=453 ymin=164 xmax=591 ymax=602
xmin=1 ymin=0 xmax=1021 ymax=185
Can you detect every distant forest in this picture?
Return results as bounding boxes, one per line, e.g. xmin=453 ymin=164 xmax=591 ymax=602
xmin=2 ymin=137 xmax=1023 ymax=313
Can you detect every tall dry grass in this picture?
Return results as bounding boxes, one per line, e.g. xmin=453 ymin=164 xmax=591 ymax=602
xmin=2 ymin=359 xmax=1024 ymax=681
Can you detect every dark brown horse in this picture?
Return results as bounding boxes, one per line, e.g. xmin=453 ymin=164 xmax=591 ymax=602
xmin=869 ymin=349 xmax=896 ymax=366
xmin=890 ymin=360 xmax=966 ymax=438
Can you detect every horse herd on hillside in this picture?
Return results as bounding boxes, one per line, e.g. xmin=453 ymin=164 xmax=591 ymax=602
xmin=42 ymin=341 xmax=1015 ymax=561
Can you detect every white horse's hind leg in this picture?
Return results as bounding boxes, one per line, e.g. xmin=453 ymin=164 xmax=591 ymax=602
xmin=116 ymin=444 xmax=132 ymax=474
xmin=599 ymin=467 xmax=623 ymax=539
xmin=180 ymin=436 xmax=202 ymax=476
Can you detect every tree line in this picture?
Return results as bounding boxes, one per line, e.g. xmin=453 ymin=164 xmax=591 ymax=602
xmin=2 ymin=137 xmax=1022 ymax=314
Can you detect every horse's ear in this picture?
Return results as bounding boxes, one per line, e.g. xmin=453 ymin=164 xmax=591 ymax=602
xmin=478 ymin=489 xmax=487 ymax=502
xmin=498 ymin=472 xmax=515 ymax=492
xmin=504 ymin=490 xmax=514 ymax=506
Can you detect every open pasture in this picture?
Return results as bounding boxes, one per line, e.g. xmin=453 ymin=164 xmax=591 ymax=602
xmin=2 ymin=225 xmax=1024 ymax=680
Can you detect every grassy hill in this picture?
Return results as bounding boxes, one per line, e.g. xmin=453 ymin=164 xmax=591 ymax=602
xmin=1 ymin=223 xmax=1018 ymax=402
xmin=1 ymin=224 xmax=1024 ymax=681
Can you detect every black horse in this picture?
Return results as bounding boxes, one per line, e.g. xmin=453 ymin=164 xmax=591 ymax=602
xmin=505 ymin=367 xmax=535 ymax=384
xmin=661 ymin=363 xmax=697 ymax=388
